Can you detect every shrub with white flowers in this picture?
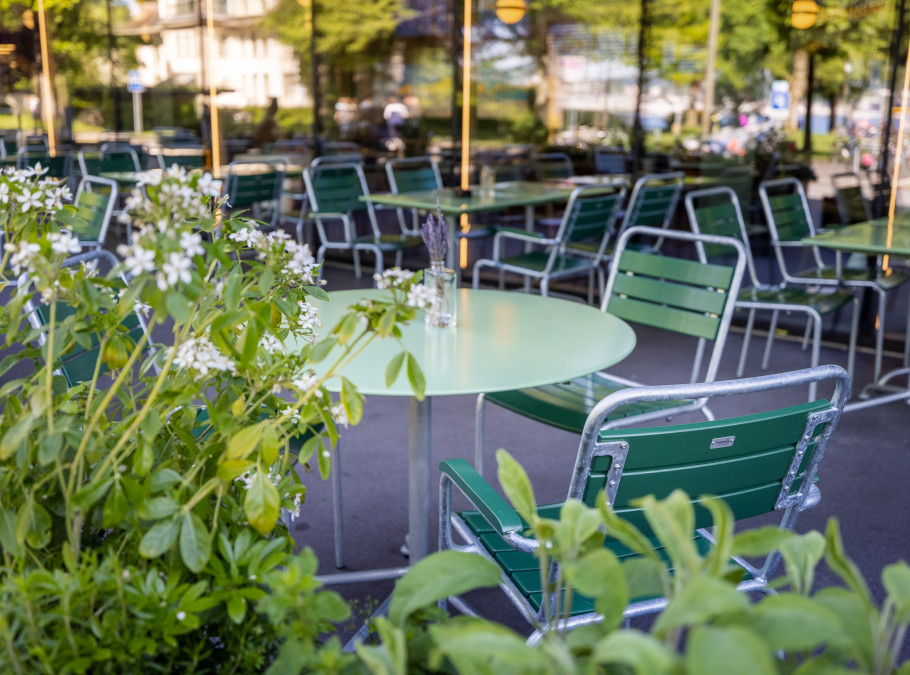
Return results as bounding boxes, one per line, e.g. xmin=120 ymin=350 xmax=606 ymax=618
xmin=0 ymin=166 xmax=427 ymax=672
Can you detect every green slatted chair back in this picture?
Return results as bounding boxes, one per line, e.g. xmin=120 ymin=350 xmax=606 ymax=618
xmin=720 ymin=165 xmax=754 ymax=214
xmin=16 ymin=149 xmax=73 ymax=181
xmin=304 ymin=163 xmax=370 ymax=216
xmin=27 ymin=251 xmax=152 ymax=388
xmin=442 ymin=365 xmax=850 ymax=632
xmin=532 ymin=153 xmax=574 ymax=181
xmin=224 ymin=161 xmax=286 ymax=226
xmin=620 ymin=172 xmax=685 ymax=233
xmin=758 ymin=177 xmax=815 ymax=243
xmin=99 ymin=145 xmax=141 ymax=173
xmin=603 ymin=227 xmax=740 ymax=343
xmin=386 ymin=157 xmax=442 ymax=194
xmin=832 ymin=172 xmax=871 ymax=225
xmin=70 ymin=176 xmax=118 ymax=247
xmin=556 ymin=185 xmax=624 ymax=257
xmin=160 ymin=150 xmax=206 ymax=171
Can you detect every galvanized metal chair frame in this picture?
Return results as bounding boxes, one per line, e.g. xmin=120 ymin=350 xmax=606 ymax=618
xmin=303 ymin=162 xmax=423 ymax=281
xmin=687 ymin=185 xmax=860 ymax=401
xmin=71 ymin=175 xmax=119 ymax=250
xmin=444 ymin=365 xmax=851 ymax=643
xmin=759 ymin=177 xmax=909 ymax=383
xmin=471 ymin=183 xmax=626 ymax=304
xmin=474 ymin=225 xmax=747 ymax=477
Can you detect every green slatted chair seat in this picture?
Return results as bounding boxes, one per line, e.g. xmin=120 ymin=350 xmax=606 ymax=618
xmin=353 ymin=233 xmax=424 ymax=250
xmin=443 ymin=366 xmax=850 ymax=639
xmin=485 ymin=373 xmax=690 ymax=434
xmin=791 ymin=264 xmax=909 ymax=290
xmin=738 ymin=286 xmax=853 ymax=313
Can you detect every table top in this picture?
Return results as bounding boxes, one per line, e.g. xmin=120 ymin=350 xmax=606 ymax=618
xmin=101 ymin=163 xmax=304 ymax=186
xmin=362 ymin=180 xmax=574 ymax=215
xmin=804 ymin=215 xmax=910 ymax=257
xmin=291 ymin=288 xmax=636 ymax=397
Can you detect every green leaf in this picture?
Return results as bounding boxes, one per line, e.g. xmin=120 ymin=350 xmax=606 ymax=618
xmin=564 ymin=548 xmax=628 ymax=631
xmin=244 ymin=469 xmax=280 ymax=536
xmin=685 ymin=625 xmax=776 ymax=675
xmin=495 ymin=449 xmax=537 ymax=525
xmin=25 ymin=503 xmax=51 ymax=549
xmin=72 ymin=477 xmax=114 ymax=512
xmin=385 ymin=351 xmax=406 ymax=387
xmin=180 ymin=512 xmax=213 ymax=573
xmin=780 ymin=529 xmax=826 ymax=595
xmin=0 ymin=508 xmax=23 ymax=556
xmin=405 ymin=353 xmax=425 ymax=400
xmin=137 ymin=496 xmax=180 ymax=520
xmin=749 ymin=593 xmax=850 ymax=652
xmin=354 ymin=618 xmax=407 ymax=675
xmin=427 ymin=616 xmax=545 ymax=672
xmin=102 ymin=481 xmax=129 ymax=528
xmin=308 ymin=336 xmax=337 ymax=364
xmin=378 ymin=308 xmax=396 ymax=337
xmin=883 ymin=561 xmax=910 ymax=623
xmin=732 ymin=526 xmax=794 ymax=557
xmin=812 ymin=587 xmax=875 ymax=669
xmin=224 ymin=268 xmax=242 ymax=311
xmin=591 ymin=629 xmax=679 ymax=674
xmin=653 ymin=575 xmax=750 ymax=637
xmin=598 ymin=495 xmax=663 ymax=565
xmin=227 ymin=422 xmax=264 ymax=461
xmin=165 ymin=292 xmax=193 ymax=325
xmin=227 ymin=595 xmax=247 ymax=624
xmin=37 ymin=430 xmax=64 ymax=465
xmin=261 ymin=423 xmax=280 ymax=466
xmin=388 ymin=551 xmax=502 ymax=627
xmin=699 ymin=495 xmax=734 ymax=577
xmin=297 ymin=435 xmax=322 ymax=465
xmin=340 ymin=377 xmax=363 ymax=426
xmin=638 ymin=490 xmax=700 ymax=579
xmin=825 ymin=518 xmax=871 ymax=601
xmin=303 ymin=285 xmax=328 ymax=301
xmin=317 ymin=442 xmax=331 ymax=480
xmin=334 ymin=312 xmax=359 ymax=345
xmin=0 ymin=412 xmax=35 ymax=461
xmin=138 ymin=517 xmax=181 ymax=559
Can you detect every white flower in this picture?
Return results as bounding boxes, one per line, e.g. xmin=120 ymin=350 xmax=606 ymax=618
xmin=22 ymin=163 xmax=48 ymax=178
xmin=228 ymin=227 xmax=259 ymax=246
xmin=137 ymin=171 xmax=162 ymax=187
xmin=294 ymin=301 xmax=321 ymax=341
xmin=281 ymin=405 xmax=301 ymax=423
xmin=16 ymin=189 xmax=43 ymax=213
xmin=259 ymin=334 xmax=285 ymax=355
xmin=171 ymin=335 xmax=236 ymax=379
xmin=5 ymin=242 xmax=40 ymax=275
xmin=197 ymin=172 xmax=223 ymax=198
xmin=0 ymin=183 xmax=9 ymax=203
xmin=159 ymin=252 xmax=192 ymax=290
xmin=406 ymin=284 xmax=437 ymax=310
xmin=175 ymin=611 xmax=186 ymax=621
xmin=47 ymin=231 xmax=81 ymax=256
xmin=133 ymin=301 xmax=152 ymax=318
xmin=373 ymin=267 xmax=415 ymax=290
xmin=121 ymin=245 xmax=156 ymax=277
xmin=54 ymin=184 xmax=73 ymax=203
xmin=330 ymin=403 xmax=349 ymax=428
xmin=179 ymin=231 xmax=205 ymax=258
xmin=292 ymin=372 xmax=318 ymax=392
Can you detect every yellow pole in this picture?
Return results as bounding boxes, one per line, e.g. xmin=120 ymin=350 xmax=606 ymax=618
xmin=36 ymin=0 xmax=56 ymax=155
xmin=205 ymin=0 xmax=222 ymax=174
xmin=883 ymin=40 xmax=910 ymax=273
xmin=458 ymin=0 xmax=472 ymax=268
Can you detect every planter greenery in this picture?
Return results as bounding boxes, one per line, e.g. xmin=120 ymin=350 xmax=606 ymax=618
xmin=361 ymin=450 xmax=910 ymax=675
xmin=0 ymin=165 xmax=427 ymax=673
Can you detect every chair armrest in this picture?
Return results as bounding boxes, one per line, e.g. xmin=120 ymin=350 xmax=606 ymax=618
xmin=494 ymin=227 xmax=552 ymax=244
xmin=439 ymin=459 xmax=523 ymax=535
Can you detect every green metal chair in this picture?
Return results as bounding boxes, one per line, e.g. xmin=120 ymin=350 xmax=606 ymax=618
xmin=443 ymin=365 xmax=851 ymax=643
xmin=16 ymin=147 xmax=74 ymax=184
xmin=70 ymin=175 xmax=119 ymax=250
xmin=759 ymin=177 xmax=909 ymax=383
xmin=474 ymin=225 xmax=747 ymax=477
xmin=532 ymin=153 xmax=574 ymax=182
xmin=303 ymin=162 xmax=424 ymax=280
xmin=832 ymin=171 xmax=872 ymax=226
xmin=385 ymin=155 xmax=443 ymax=236
xmin=223 ymin=159 xmax=287 ymax=228
xmin=687 ymin=185 xmax=859 ymax=401
xmin=77 ymin=145 xmax=141 ymax=178
xmin=471 ymin=183 xmax=625 ymax=304
xmin=610 ymin=171 xmax=685 ymax=255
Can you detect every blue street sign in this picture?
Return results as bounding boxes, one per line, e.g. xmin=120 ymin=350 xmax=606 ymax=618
xmin=127 ymin=70 xmax=145 ymax=94
xmin=771 ymin=91 xmax=790 ymax=110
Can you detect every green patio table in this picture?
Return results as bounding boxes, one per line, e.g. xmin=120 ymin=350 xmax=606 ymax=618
xmin=100 ymin=162 xmax=304 ymax=187
xmin=804 ymin=214 xmax=910 ymax=411
xmin=361 ymin=180 xmax=575 ymax=269
xmin=288 ymin=287 xmax=635 ymax=580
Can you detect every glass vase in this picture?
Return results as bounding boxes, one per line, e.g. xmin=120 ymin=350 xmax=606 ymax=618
xmin=424 ymin=261 xmax=457 ymax=328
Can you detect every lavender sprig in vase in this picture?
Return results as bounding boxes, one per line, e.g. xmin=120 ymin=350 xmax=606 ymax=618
xmin=421 ymin=205 xmax=457 ymax=327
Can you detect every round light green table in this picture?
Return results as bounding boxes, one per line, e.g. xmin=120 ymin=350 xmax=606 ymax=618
xmin=298 ymin=287 xmax=636 ymax=577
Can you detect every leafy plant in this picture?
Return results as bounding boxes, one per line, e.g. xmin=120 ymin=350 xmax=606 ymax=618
xmin=0 ymin=165 xmax=428 ymax=672
xmin=368 ymin=450 xmax=910 ymax=675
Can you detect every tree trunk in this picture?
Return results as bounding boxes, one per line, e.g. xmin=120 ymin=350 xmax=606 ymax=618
xmin=788 ymin=48 xmax=808 ymax=133
xmin=803 ymin=51 xmax=814 ymax=154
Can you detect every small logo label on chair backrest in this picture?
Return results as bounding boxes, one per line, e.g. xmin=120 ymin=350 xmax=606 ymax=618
xmin=710 ymin=436 xmax=735 ymax=449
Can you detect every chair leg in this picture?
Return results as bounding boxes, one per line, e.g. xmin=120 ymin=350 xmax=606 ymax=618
xmin=806 ymin=310 xmax=822 ymax=402
xmin=873 ymin=288 xmax=887 ymax=382
xmin=474 ymin=394 xmax=486 ymax=478
xmin=316 ymin=245 xmax=327 ymax=283
xmin=801 ymin=317 xmax=812 ymax=351
xmin=353 ymin=249 xmax=362 ymax=279
xmin=332 ymin=439 xmax=345 ymax=569
xmin=847 ymin=294 xmax=860 ymax=383
xmin=373 ymin=249 xmax=385 ymax=282
xmin=761 ymin=310 xmax=780 ymax=371
xmin=737 ymin=308 xmax=757 ymax=378
xmin=597 ymin=267 xmax=606 ymax=307
xmin=587 ymin=269 xmax=595 ymax=306
xmin=541 ymin=278 xmax=549 ymax=297
xmin=394 ymin=250 xmax=403 ymax=268
xmin=498 ymin=270 xmax=505 ymax=290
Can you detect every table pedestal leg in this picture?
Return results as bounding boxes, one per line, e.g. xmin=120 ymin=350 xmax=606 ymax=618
xmin=408 ymin=396 xmax=431 ymax=564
